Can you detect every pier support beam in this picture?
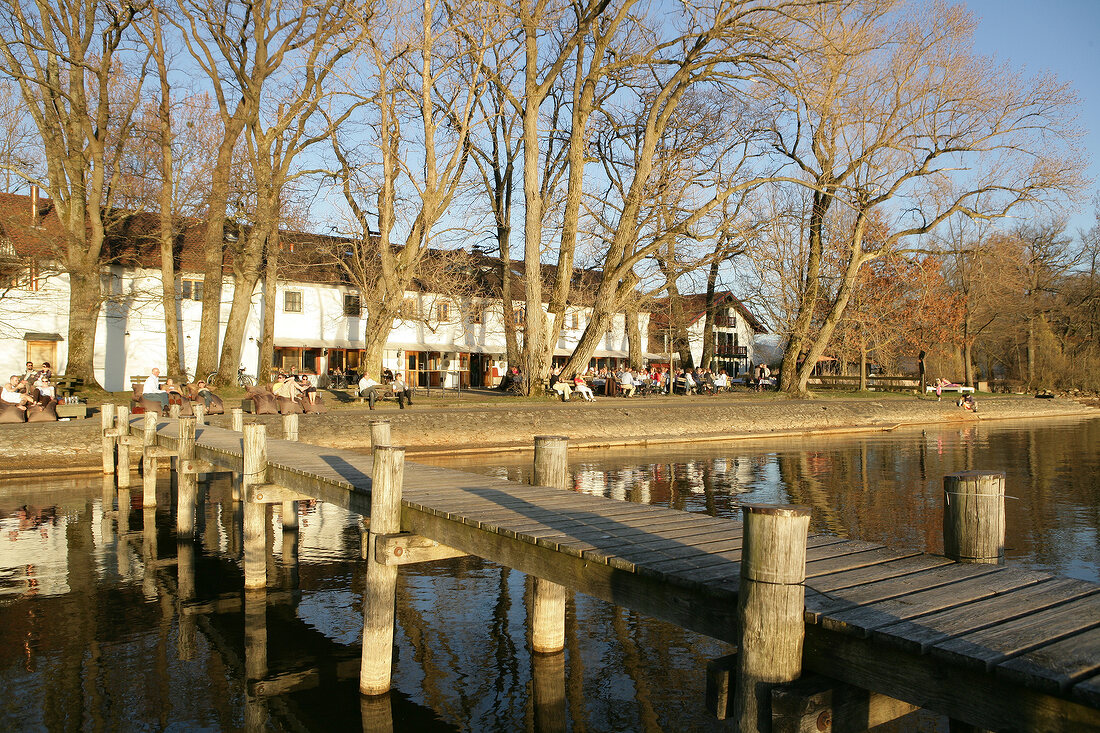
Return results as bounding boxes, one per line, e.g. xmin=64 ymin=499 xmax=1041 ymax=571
xmin=142 ymin=412 xmax=159 ymax=507
xmin=193 ymin=403 xmax=205 ymax=426
xmin=360 ymin=445 xmax=405 ymax=696
xmin=531 ymin=436 xmax=569 ymax=654
xmin=243 ymin=424 xmax=269 ymax=590
xmin=177 ymin=417 xmax=197 ymax=538
xmin=117 ymin=406 xmax=132 ymax=488
xmin=733 ymin=504 xmax=811 ymax=733
xmin=943 ymin=471 xmax=1005 ymax=564
xmin=231 ymin=407 xmax=244 ymax=432
xmin=101 ymin=405 xmax=116 ymax=474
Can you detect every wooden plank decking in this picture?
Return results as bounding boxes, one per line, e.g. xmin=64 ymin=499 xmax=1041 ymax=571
xmin=138 ymin=418 xmax=1100 ymax=730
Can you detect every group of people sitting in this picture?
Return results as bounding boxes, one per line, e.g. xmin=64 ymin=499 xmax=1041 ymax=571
xmin=0 ymin=362 xmax=59 ymax=422
xmin=244 ymin=372 xmax=326 ymax=415
xmin=357 ymin=370 xmax=413 ymax=410
xmin=545 ymin=365 xmax=739 ymax=401
xmin=135 ymin=368 xmax=226 ymax=417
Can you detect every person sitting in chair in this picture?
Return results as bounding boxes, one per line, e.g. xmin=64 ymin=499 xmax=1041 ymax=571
xmin=358 ymin=373 xmax=383 ymax=410
xmin=194 ymin=380 xmax=216 ymax=409
xmin=392 ymin=372 xmax=413 ymax=409
xmin=142 ymin=368 xmax=170 ymax=413
xmin=2 ymin=375 xmax=34 ymax=411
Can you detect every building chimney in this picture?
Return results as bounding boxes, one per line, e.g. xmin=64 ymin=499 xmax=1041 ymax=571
xmin=30 ymin=185 xmax=39 ymax=225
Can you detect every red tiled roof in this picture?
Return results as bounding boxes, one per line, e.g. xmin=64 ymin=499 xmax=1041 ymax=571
xmin=0 ymin=192 xmax=614 ymax=307
xmin=648 ymin=291 xmax=767 ymax=333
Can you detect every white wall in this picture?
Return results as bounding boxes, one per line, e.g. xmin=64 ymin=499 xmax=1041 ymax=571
xmin=0 ymin=265 xmax=653 ymax=389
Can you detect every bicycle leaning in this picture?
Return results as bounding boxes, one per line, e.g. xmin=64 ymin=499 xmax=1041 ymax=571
xmin=206 ymin=366 xmax=255 ymax=388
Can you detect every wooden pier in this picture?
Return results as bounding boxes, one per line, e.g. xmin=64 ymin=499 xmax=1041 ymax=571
xmin=103 ymin=410 xmax=1100 ymax=732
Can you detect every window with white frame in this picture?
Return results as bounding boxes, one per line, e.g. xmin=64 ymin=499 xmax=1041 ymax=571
xmin=181 ymin=278 xmax=203 ymax=301
xmin=344 ymin=293 xmax=362 ymax=316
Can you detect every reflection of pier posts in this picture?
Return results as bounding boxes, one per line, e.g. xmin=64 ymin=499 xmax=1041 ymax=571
xmin=244 ymin=589 xmax=269 ymax=731
xmin=243 ymin=424 xmax=268 ymax=590
xmin=142 ymin=507 xmax=159 ymax=600
xmin=360 ymin=445 xmax=405 ymax=695
xmin=732 ymin=504 xmax=810 ymax=732
xmin=531 ymin=436 xmax=568 ymax=653
xmin=360 ymin=694 xmax=393 ymax=733
xmin=177 ymin=417 xmax=198 ymax=538
xmin=531 ymin=648 xmax=567 ymax=733
xmin=176 ymin=540 xmax=196 ymax=661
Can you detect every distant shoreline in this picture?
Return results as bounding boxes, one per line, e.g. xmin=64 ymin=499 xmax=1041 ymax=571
xmin=1 ymin=393 xmax=1096 ymax=480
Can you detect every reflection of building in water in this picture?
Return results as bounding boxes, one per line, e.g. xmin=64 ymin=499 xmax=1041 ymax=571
xmin=0 ymin=505 xmax=68 ymax=598
xmin=297 ymin=501 xmax=356 ymax=559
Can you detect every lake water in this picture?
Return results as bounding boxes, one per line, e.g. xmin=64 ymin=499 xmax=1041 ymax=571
xmin=1 ymin=416 xmax=1096 ymax=731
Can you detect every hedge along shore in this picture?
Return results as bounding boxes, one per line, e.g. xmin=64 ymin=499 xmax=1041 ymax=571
xmin=1 ymin=394 xmax=1097 ymax=479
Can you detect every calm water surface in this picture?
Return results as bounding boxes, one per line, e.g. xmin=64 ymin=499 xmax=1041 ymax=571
xmin=1 ymin=417 xmax=1097 ymax=731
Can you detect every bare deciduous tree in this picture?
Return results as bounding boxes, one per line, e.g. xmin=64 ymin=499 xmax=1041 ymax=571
xmin=0 ymin=0 xmax=147 ymax=385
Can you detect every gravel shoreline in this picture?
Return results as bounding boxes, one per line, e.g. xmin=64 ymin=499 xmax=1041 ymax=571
xmin=1 ymin=393 xmax=1096 ymax=477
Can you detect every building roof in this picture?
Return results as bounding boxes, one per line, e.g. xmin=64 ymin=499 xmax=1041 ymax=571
xmin=0 ymin=191 xmax=609 ymax=306
xmin=648 ymin=291 xmax=767 ymax=334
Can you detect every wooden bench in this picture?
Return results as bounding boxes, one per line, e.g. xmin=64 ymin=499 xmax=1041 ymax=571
xmin=54 ymin=376 xmax=84 ymax=398
xmin=926 ymin=384 xmax=975 ymax=394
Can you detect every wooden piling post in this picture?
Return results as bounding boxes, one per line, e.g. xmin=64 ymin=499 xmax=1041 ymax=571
xmin=533 ymin=435 xmax=570 ymax=490
xmin=231 ymin=407 xmax=244 ymax=432
xmin=360 ymin=444 xmax=405 ymax=696
xmin=193 ymin=403 xmax=205 ymax=426
xmin=943 ymin=471 xmax=1006 ymax=564
xmin=243 ymin=424 xmax=268 ymax=590
xmin=283 ymin=412 xmax=298 ymax=441
xmin=142 ymin=412 xmax=159 ymax=507
xmin=101 ymin=405 xmax=116 ymax=474
xmin=369 ymin=419 xmax=390 ymax=448
xmin=177 ymin=417 xmax=197 ymax=538
xmin=531 ymin=436 xmax=569 ymax=653
xmin=116 ymin=406 xmax=132 ymax=488
xmin=733 ymin=504 xmax=811 ymax=733
xmin=169 ymin=402 xmax=181 ymax=419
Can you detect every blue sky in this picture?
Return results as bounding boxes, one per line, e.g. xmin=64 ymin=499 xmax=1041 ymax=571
xmin=965 ymin=0 xmax=1099 ymax=236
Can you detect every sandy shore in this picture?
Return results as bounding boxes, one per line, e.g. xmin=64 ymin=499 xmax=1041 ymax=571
xmin=1 ymin=392 xmax=1096 ymax=477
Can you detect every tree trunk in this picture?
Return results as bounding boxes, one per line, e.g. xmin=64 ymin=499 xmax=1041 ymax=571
xmin=1027 ymin=315 xmax=1037 ymax=387
xmin=858 ymin=331 xmax=867 ymax=391
xmin=497 ymin=224 xmax=521 ymax=369
xmin=151 ymin=18 xmax=181 ymax=380
xmin=700 ymin=259 xmax=720 ymax=369
xmin=361 ymin=302 xmax=396 ymax=380
xmin=258 ymin=232 xmax=278 ymax=383
xmin=160 ymin=227 xmax=181 ymax=379
xmin=962 ymin=313 xmax=975 ymax=387
xmin=626 ymin=307 xmax=643 ymax=370
xmin=194 ymin=133 xmax=241 ymax=380
xmin=215 ymin=225 xmax=266 ymax=385
xmin=780 ymin=188 xmax=831 ymax=395
xmin=64 ymin=267 xmax=102 ymax=385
